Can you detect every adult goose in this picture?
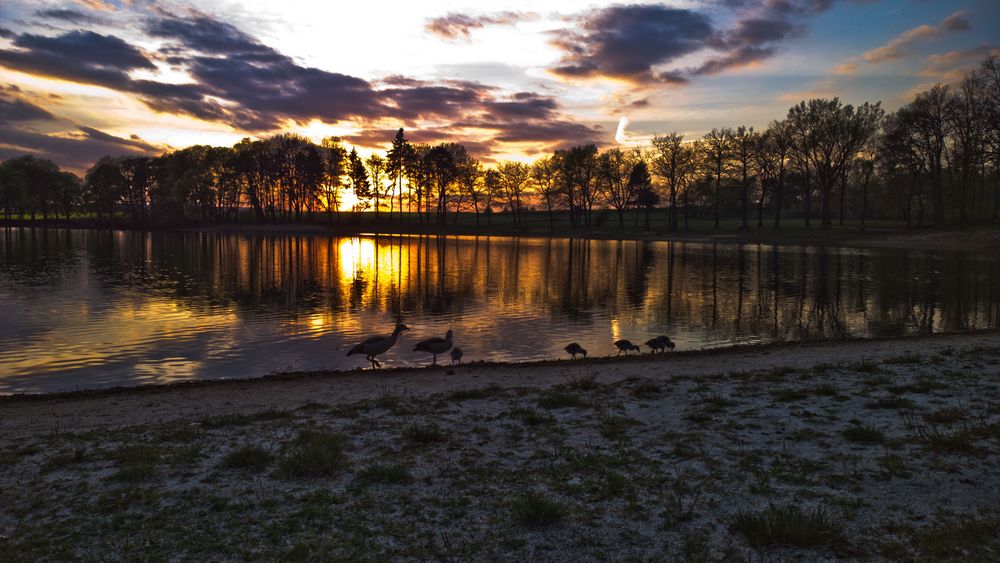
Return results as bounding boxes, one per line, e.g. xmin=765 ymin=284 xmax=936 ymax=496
xmin=347 ymin=324 xmax=409 ymax=369
xmin=614 ymin=339 xmax=640 ymax=355
xmin=645 ymin=335 xmax=676 ymax=354
xmin=564 ymin=342 xmax=587 ymax=359
xmin=414 ymin=330 xmax=454 ymax=365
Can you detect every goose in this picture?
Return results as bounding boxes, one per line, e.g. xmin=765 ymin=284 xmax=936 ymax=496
xmin=614 ymin=339 xmax=640 ymax=355
xmin=414 ymin=330 xmax=454 ymax=365
xmin=346 ymin=324 xmax=409 ymax=369
xmin=450 ymin=347 xmax=463 ymax=365
xmin=645 ymin=335 xmax=676 ymax=354
xmin=564 ymin=342 xmax=587 ymax=359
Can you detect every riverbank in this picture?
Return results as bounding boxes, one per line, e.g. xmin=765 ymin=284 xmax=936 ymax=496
xmin=2 ymin=332 xmax=998 ymax=560
xmin=4 ymin=217 xmax=1000 ymax=251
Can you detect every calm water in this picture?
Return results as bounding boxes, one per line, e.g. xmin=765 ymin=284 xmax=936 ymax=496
xmin=1 ymin=228 xmax=998 ymax=393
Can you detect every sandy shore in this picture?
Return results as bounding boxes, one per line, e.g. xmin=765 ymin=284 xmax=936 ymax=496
xmin=2 ymin=332 xmax=999 ymax=560
xmin=3 ymin=332 xmax=997 ymax=437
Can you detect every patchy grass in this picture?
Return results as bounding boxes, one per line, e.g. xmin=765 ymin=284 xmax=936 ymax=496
xmin=276 ymin=429 xmax=348 ymax=478
xmin=564 ymin=373 xmax=600 ymax=391
xmin=537 ymin=390 xmax=588 ymax=409
xmin=842 ymin=423 xmax=885 ymax=444
xmin=403 ymin=422 xmax=447 ymax=445
xmin=733 ymin=504 xmax=844 ymax=549
xmin=865 ymin=395 xmax=915 ymax=410
xmin=220 ymin=444 xmax=273 ymax=471
xmin=510 ymin=492 xmax=569 ymax=528
xmin=200 ymin=408 xmax=292 ymax=428
xmin=354 ymin=463 xmax=412 ymax=486
xmin=630 ymin=381 xmax=663 ymax=398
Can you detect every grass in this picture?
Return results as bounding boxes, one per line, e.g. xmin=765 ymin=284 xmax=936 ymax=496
xmin=865 ymin=395 xmax=915 ymax=410
xmin=841 ymin=423 xmax=885 ymax=444
xmin=106 ymin=444 xmax=160 ymax=482
xmin=510 ymin=492 xmax=569 ymax=528
xmin=772 ymin=388 xmax=809 ymax=402
xmin=403 ymin=422 xmax=447 ymax=445
xmin=564 ymin=373 xmax=600 ymax=391
xmin=598 ymin=415 xmax=640 ymax=441
xmin=220 ymin=444 xmax=273 ymax=471
xmin=905 ymin=512 xmax=1000 ymax=560
xmin=733 ymin=504 xmax=844 ymax=549
xmin=537 ymin=389 xmax=588 ymax=409
xmin=447 ymin=384 xmax=504 ymax=401
xmin=354 ymin=463 xmax=412 ymax=485
xmin=630 ymin=381 xmax=663 ymax=398
xmin=276 ymin=429 xmax=348 ymax=478
xmin=200 ymin=409 xmax=292 ymax=428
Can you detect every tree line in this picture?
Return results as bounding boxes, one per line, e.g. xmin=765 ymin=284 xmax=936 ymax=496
xmin=2 ymin=56 xmax=998 ymax=230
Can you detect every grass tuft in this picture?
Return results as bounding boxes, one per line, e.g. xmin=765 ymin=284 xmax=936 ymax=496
xmin=510 ymin=492 xmax=569 ymax=528
xmin=537 ymin=389 xmax=587 ymax=409
xmin=220 ymin=444 xmax=273 ymax=471
xmin=403 ymin=422 xmax=447 ymax=445
xmin=841 ymin=423 xmax=885 ymax=444
xmin=276 ymin=429 xmax=348 ymax=478
xmin=354 ymin=463 xmax=412 ymax=485
xmin=733 ymin=504 xmax=843 ymax=548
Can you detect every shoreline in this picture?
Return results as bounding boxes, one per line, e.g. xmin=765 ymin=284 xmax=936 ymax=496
xmin=3 ymin=329 xmax=998 ymax=403
xmin=3 ymin=330 xmax=997 ymax=433
xmin=2 ymin=330 xmax=998 ymax=559
xmin=4 ymin=219 xmax=1000 ymax=251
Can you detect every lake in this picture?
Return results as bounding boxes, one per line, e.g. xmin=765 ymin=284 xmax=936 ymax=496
xmin=1 ymin=227 xmax=998 ymax=393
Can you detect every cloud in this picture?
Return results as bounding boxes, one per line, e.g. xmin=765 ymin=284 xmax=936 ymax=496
xmin=34 ymin=8 xmax=103 ymax=24
xmin=549 ymin=2 xmax=819 ymax=85
xmin=549 ymin=5 xmax=714 ymax=84
xmin=862 ymin=10 xmax=970 ymax=63
xmin=693 ymin=45 xmax=776 ymax=75
xmin=0 ymin=92 xmax=56 ymax=122
xmin=0 ymin=125 xmax=163 ymax=172
xmin=425 ymin=12 xmax=538 ymax=41
xmin=0 ymin=30 xmax=155 ymax=90
xmin=0 ymin=12 xmax=604 ymax=167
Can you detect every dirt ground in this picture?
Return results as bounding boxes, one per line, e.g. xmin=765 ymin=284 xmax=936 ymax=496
xmin=2 ymin=332 xmax=999 ymax=560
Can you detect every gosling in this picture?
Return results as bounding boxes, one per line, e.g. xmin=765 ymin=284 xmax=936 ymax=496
xmin=614 ymin=339 xmax=641 ymax=355
xmin=564 ymin=342 xmax=587 ymax=359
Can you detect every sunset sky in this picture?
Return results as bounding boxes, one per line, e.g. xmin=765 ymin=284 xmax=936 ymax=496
xmin=1 ymin=0 xmax=997 ymax=173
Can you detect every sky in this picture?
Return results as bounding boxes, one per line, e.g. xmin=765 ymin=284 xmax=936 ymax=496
xmin=1 ymin=0 xmax=998 ymax=173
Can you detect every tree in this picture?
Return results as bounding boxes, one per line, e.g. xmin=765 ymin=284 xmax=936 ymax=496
xmin=365 ymin=154 xmax=387 ymax=223
xmin=598 ymin=147 xmax=636 ymax=226
xmin=786 ymin=98 xmax=883 ymax=228
xmin=456 ymin=156 xmax=484 ymax=225
xmin=732 ymin=126 xmax=755 ymax=229
xmin=86 ymin=156 xmax=123 ymax=223
xmin=386 ymin=128 xmax=410 ymax=220
xmin=702 ymin=128 xmax=732 ymax=229
xmin=531 ymin=156 xmax=560 ymax=229
xmin=497 ymin=161 xmax=530 ymax=227
xmin=651 ymin=133 xmax=690 ymax=231
xmin=348 ymin=148 xmax=371 ymax=213
xmin=320 ymin=137 xmax=347 ymax=220
xmin=483 ymin=169 xmax=502 ymax=225
xmin=629 ymin=160 xmax=657 ymax=229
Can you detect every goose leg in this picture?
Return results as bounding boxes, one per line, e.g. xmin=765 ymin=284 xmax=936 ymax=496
xmin=432 ymin=354 xmax=438 ymax=366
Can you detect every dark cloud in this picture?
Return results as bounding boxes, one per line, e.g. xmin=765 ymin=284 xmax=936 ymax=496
xmin=0 ymin=28 xmax=14 ymax=39
xmin=425 ymin=11 xmax=537 ymax=41
xmin=550 ymin=5 xmax=714 ymax=84
xmin=0 ymin=94 xmax=55 ymax=122
xmin=0 ymin=30 xmax=154 ymax=90
xmin=34 ymin=8 xmax=102 ymax=24
xmin=0 ymin=13 xmax=604 ymax=166
xmin=693 ymin=45 xmax=776 ymax=75
xmin=0 ymin=124 xmax=162 ymax=172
